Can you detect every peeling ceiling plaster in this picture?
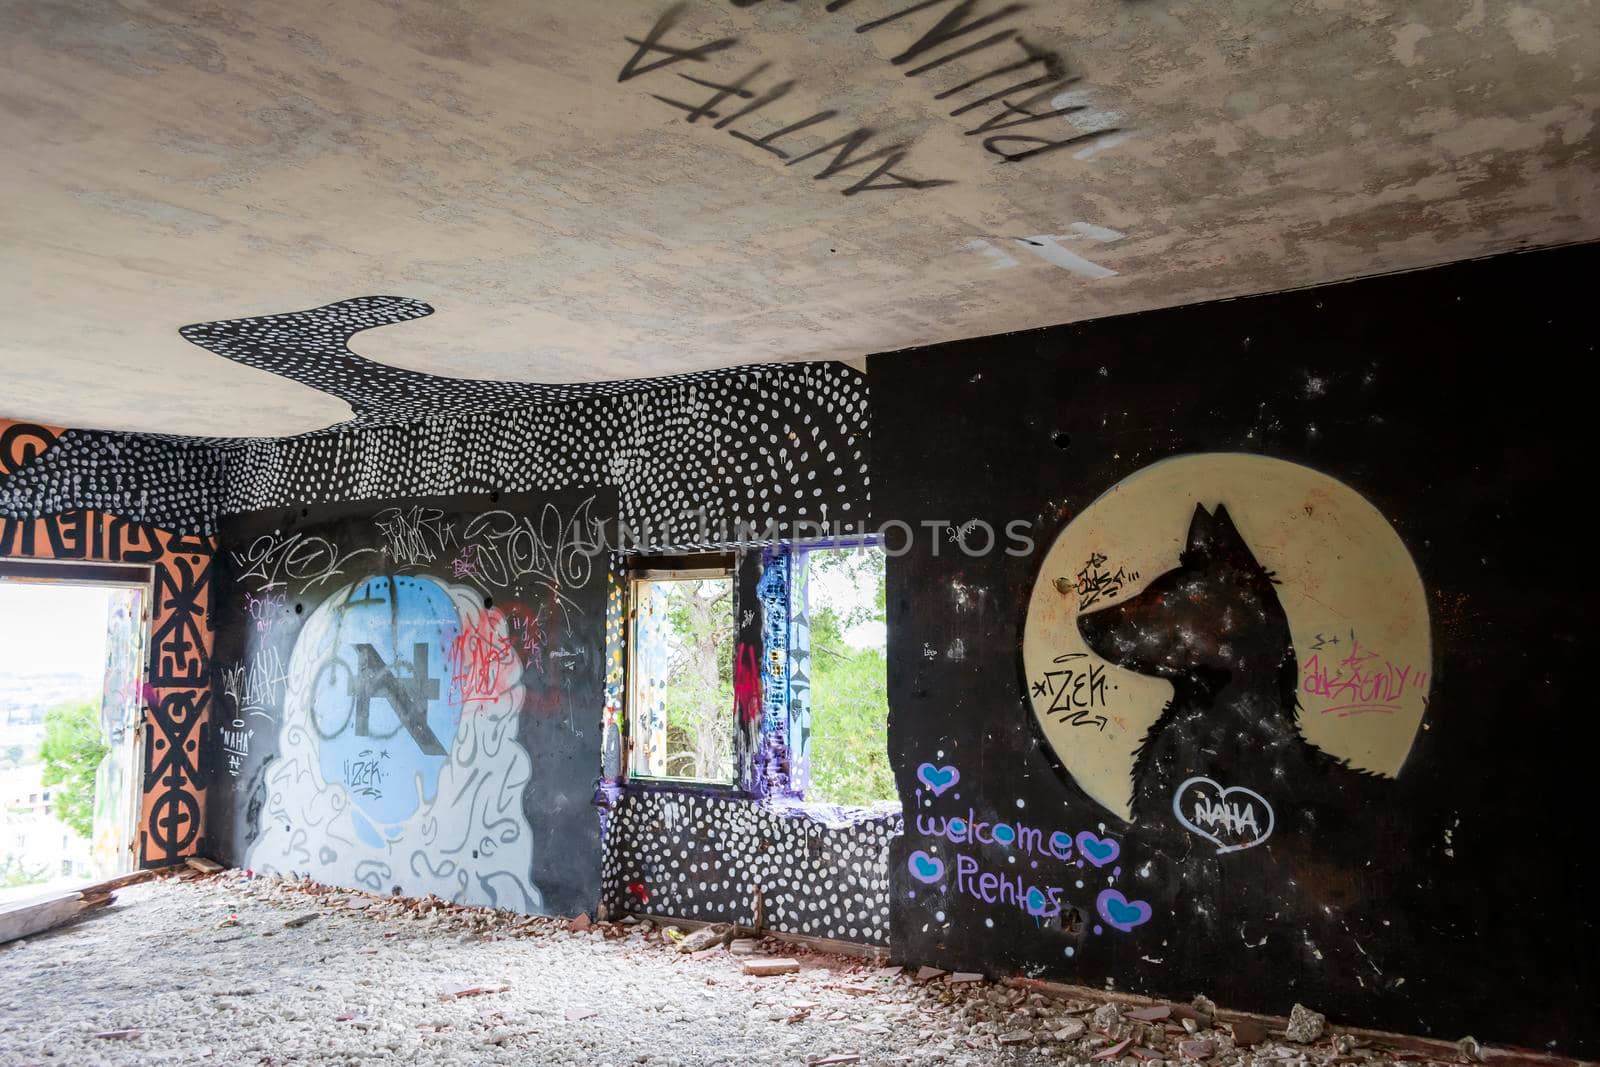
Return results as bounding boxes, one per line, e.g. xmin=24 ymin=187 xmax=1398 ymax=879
xmin=1 ymin=0 xmax=1595 ymax=437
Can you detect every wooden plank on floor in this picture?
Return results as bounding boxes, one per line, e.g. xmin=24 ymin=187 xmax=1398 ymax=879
xmin=0 ymin=894 xmax=90 ymax=945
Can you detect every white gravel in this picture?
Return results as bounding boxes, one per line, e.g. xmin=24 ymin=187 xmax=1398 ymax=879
xmin=0 ymin=874 xmax=1058 ymax=1067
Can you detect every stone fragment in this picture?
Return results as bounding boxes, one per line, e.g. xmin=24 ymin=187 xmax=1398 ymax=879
xmin=743 ymin=957 xmax=801 ymax=976
xmin=93 ymin=1030 xmax=143 ymax=1041
xmin=1180 ymin=1039 xmax=1217 ymax=1060
xmin=914 ymin=966 xmax=947 ymax=982
xmin=284 ymin=913 xmax=318 ymax=929
xmin=679 ymin=922 xmax=736 ymax=954
xmin=1054 ymin=1019 xmax=1088 ymax=1041
xmin=999 ymin=1030 xmax=1033 ymax=1046
xmin=566 ymin=914 xmax=592 ymax=933
xmin=1285 ymin=1003 xmax=1326 ymax=1044
xmin=948 ymin=972 xmax=985 ymax=984
xmin=1092 ymin=1002 xmax=1124 ymax=1034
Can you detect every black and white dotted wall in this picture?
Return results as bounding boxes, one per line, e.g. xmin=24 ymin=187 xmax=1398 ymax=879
xmin=4 ymin=296 xmax=874 ymax=546
xmin=0 ymin=423 xmax=226 ymax=535
xmin=601 ymin=792 xmax=899 ymax=946
xmin=181 ymin=297 xmax=872 ymax=545
xmin=180 ymin=296 xmax=795 ymax=426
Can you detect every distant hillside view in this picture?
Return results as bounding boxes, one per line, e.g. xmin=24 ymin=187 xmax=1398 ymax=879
xmin=1 ymin=581 xmax=119 ymax=893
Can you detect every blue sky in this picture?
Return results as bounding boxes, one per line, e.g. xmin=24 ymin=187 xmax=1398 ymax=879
xmin=0 ymin=581 xmax=115 ymax=677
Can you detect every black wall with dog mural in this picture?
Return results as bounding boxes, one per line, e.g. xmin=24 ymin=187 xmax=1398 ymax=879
xmin=208 ymin=490 xmax=614 ymax=917
xmin=872 ymin=242 xmax=1598 ymax=1055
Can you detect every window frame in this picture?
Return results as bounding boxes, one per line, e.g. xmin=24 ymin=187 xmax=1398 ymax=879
xmin=623 ymin=553 xmax=740 ymax=790
xmin=788 ymin=535 xmax=893 ymax=807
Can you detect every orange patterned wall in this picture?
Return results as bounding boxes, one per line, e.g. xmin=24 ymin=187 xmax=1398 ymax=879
xmin=1 ymin=419 xmax=216 ymax=866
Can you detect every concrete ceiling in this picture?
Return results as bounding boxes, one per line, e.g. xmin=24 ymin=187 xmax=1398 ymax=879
xmin=1 ymin=0 xmax=1595 ymax=439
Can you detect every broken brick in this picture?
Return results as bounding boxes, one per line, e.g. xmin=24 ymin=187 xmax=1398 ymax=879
xmin=440 ymin=985 xmax=510 ymax=1001
xmin=1092 ymin=1037 xmax=1134 ymax=1060
xmin=743 ymin=957 xmax=801 ymax=977
xmin=1229 ymin=1019 xmax=1269 ymax=1047
xmin=1126 ymin=1005 xmax=1172 ymax=1022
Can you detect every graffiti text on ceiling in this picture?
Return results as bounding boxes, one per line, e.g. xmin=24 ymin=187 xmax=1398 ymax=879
xmin=621 ymin=1 xmax=1121 ymax=197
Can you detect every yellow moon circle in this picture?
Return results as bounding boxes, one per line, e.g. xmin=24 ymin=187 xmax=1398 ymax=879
xmin=1022 ymin=453 xmax=1431 ymax=822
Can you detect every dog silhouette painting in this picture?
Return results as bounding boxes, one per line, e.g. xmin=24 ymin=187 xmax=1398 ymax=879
xmin=1077 ymin=503 xmax=1382 ymax=834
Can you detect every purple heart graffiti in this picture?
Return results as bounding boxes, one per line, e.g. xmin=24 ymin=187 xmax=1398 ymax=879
xmin=1096 ymin=888 xmax=1153 ymax=932
xmin=908 ymin=850 xmax=946 ymax=885
xmin=1076 ymin=831 xmax=1120 ymax=868
xmin=916 ymin=762 xmax=960 ymax=797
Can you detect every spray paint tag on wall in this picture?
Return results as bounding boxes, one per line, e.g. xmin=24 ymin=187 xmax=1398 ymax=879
xmin=1172 ymin=777 xmax=1274 ymax=854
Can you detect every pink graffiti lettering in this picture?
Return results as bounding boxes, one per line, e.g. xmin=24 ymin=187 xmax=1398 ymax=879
xmin=1302 ymin=640 xmax=1428 ymax=716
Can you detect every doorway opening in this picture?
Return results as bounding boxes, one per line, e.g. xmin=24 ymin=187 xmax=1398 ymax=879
xmin=0 ymin=560 xmax=152 ymax=902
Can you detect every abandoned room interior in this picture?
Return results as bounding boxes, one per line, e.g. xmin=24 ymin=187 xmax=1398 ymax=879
xmin=0 ymin=1 xmax=1595 ymax=1065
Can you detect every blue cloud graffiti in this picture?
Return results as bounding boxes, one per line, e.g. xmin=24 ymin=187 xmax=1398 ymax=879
xmin=246 ymin=574 xmax=542 ymax=911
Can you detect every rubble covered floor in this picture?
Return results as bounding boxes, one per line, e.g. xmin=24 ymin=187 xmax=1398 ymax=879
xmin=0 ymin=874 xmax=1498 ymax=1066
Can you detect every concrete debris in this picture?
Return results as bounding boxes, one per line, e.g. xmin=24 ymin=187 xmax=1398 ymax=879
xmin=1 ymin=873 xmax=1496 ymax=1067
xmin=742 ymin=957 xmax=802 ymax=977
xmin=282 ymin=913 xmax=318 ymax=929
xmin=948 ymin=972 xmax=985 ymax=984
xmin=184 ymin=857 xmax=224 ymax=874
xmin=678 ymin=922 xmax=736 ymax=954
xmin=1055 ymin=1019 xmax=1088 ymax=1041
xmin=1286 ymin=1002 xmax=1328 ymax=1044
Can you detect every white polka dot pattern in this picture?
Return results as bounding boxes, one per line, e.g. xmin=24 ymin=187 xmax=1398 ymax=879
xmin=601 ymin=792 xmax=899 ymax=945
